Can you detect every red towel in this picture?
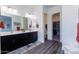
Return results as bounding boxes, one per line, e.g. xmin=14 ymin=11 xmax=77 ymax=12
xmin=76 ymin=23 xmax=79 ymax=43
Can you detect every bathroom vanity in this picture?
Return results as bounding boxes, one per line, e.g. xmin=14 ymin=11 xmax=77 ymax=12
xmin=0 ymin=14 xmax=39 ymax=54
xmin=0 ymin=31 xmax=38 ymax=54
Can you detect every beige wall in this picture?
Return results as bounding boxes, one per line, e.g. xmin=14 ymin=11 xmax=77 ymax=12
xmin=44 ymin=13 xmax=48 ymax=24
xmin=52 ymin=13 xmax=60 ymax=22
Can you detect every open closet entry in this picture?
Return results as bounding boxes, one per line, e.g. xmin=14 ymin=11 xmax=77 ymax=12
xmin=44 ymin=13 xmax=48 ymax=41
xmin=52 ymin=13 xmax=60 ymax=42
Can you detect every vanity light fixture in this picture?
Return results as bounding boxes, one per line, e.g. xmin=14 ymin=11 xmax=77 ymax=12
xmin=1 ymin=6 xmax=8 ymax=12
xmin=1 ymin=5 xmax=18 ymax=15
xmin=25 ymin=13 xmax=36 ymax=19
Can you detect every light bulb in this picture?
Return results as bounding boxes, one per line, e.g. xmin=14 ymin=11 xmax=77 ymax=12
xmin=25 ymin=13 xmax=36 ymax=19
xmin=8 ymin=8 xmax=13 ymax=14
xmin=1 ymin=6 xmax=8 ymax=12
xmin=1 ymin=5 xmax=18 ymax=15
xmin=13 ymin=9 xmax=18 ymax=14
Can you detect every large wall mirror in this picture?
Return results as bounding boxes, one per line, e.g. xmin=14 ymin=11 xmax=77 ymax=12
xmin=12 ymin=15 xmax=28 ymax=32
xmin=0 ymin=15 xmax=12 ymax=32
xmin=22 ymin=17 xmax=28 ymax=31
xmin=0 ymin=14 xmax=38 ymax=32
xmin=12 ymin=15 xmax=22 ymax=31
xmin=0 ymin=15 xmax=29 ymax=32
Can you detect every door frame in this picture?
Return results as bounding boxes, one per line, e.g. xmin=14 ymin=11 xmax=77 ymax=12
xmin=52 ymin=12 xmax=60 ymax=41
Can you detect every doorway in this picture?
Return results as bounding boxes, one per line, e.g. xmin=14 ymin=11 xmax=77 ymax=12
xmin=52 ymin=13 xmax=60 ymax=42
xmin=44 ymin=13 xmax=48 ymax=41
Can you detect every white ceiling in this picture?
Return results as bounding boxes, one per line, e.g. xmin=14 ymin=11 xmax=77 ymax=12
xmin=3 ymin=5 xmax=56 ymax=15
xmin=43 ymin=5 xmax=56 ymax=9
xmin=7 ymin=5 xmax=38 ymax=13
xmin=7 ymin=5 xmax=56 ymax=11
xmin=43 ymin=5 xmax=56 ymax=13
xmin=5 ymin=5 xmax=40 ymax=16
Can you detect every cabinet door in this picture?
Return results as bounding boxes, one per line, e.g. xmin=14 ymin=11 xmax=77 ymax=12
xmin=31 ymin=32 xmax=37 ymax=42
xmin=27 ymin=32 xmax=32 ymax=43
xmin=10 ymin=35 xmax=18 ymax=50
xmin=12 ymin=34 xmax=23 ymax=49
xmin=1 ymin=36 xmax=8 ymax=53
xmin=1 ymin=36 xmax=13 ymax=53
xmin=27 ymin=32 xmax=37 ymax=43
xmin=5 ymin=35 xmax=14 ymax=51
xmin=23 ymin=33 xmax=29 ymax=45
xmin=16 ymin=34 xmax=25 ymax=47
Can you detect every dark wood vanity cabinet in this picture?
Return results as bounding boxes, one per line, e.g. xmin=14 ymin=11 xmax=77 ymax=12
xmin=1 ymin=32 xmax=37 ymax=54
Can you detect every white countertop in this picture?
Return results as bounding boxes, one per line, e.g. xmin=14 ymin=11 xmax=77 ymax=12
xmin=0 ymin=30 xmax=38 ymax=36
